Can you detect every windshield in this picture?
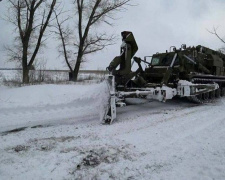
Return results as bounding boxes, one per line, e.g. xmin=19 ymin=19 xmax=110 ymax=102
xmin=151 ymin=54 xmax=179 ymax=66
xmin=151 ymin=57 xmax=160 ymax=65
xmin=161 ymin=55 xmax=175 ymax=66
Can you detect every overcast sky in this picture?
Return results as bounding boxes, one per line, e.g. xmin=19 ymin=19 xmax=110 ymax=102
xmin=0 ymin=0 xmax=225 ymax=70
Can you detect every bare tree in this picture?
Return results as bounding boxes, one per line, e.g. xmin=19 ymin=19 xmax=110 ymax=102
xmin=5 ymin=0 xmax=57 ymax=83
xmin=54 ymin=0 xmax=131 ymax=81
xmin=208 ymin=27 xmax=225 ymax=53
xmin=53 ymin=9 xmax=74 ymax=75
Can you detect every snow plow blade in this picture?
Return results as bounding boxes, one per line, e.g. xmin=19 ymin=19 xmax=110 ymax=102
xmin=102 ymin=75 xmax=117 ymax=124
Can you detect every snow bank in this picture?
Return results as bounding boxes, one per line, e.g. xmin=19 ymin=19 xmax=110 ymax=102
xmin=0 ymin=82 xmax=111 ymax=130
xmin=0 ymin=83 xmax=109 ymax=109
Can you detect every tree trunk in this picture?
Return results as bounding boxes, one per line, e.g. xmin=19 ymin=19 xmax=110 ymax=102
xmin=69 ymin=71 xmax=76 ymax=81
xmin=22 ymin=43 xmax=29 ymax=84
xmin=73 ymin=58 xmax=82 ymax=81
xmin=23 ymin=68 xmax=29 ymax=84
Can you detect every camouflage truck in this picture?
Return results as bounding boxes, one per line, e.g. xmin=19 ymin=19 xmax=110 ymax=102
xmin=103 ymin=31 xmax=225 ymax=124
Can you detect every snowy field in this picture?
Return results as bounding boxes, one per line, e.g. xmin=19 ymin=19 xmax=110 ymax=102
xmin=0 ymin=82 xmax=225 ymax=180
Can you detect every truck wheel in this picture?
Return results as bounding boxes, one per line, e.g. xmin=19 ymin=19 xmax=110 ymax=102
xmin=221 ymin=88 xmax=225 ymax=97
xmin=215 ymin=89 xmax=220 ymax=98
xmin=209 ymin=91 xmax=215 ymax=99
xmin=203 ymin=92 xmax=209 ymax=100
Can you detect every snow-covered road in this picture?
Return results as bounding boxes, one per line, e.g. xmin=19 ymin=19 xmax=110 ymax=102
xmin=0 ymin=84 xmax=225 ymax=180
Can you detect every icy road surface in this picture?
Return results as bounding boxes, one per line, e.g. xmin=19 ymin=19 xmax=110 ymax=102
xmin=0 ymin=83 xmax=225 ymax=180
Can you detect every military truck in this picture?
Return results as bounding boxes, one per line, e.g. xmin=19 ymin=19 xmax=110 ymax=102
xmin=103 ymin=31 xmax=225 ymax=124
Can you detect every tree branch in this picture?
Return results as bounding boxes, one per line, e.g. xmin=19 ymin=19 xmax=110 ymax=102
xmin=28 ymin=0 xmax=57 ymax=67
xmin=54 ymin=10 xmax=73 ymax=72
xmin=208 ymin=27 xmax=225 ymax=44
